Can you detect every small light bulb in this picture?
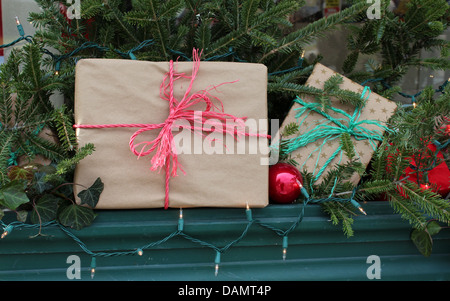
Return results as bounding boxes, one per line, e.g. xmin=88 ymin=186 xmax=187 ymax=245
xmin=420 ymin=183 xmax=431 ymax=190
xmin=245 ymin=202 xmax=252 ymax=221
xmin=215 ymin=263 xmax=219 ymax=276
xmin=178 ymin=208 xmax=184 ymax=231
xmin=301 ymin=50 xmax=305 ymax=58
xmin=1 ymin=225 xmax=13 ymax=239
xmin=413 ymin=102 xmax=417 ymax=108
xmin=282 ymin=236 xmax=288 ymax=261
xmin=90 ymin=257 xmax=96 ymax=279
xmin=214 ymin=251 xmax=221 ymax=276
xmin=358 ymin=207 xmax=367 ymax=215
xmin=15 ymin=17 xmax=25 ymax=36
xmin=137 ymin=249 xmax=143 ymax=256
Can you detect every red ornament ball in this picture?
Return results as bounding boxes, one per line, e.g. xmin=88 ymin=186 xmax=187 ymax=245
xmin=269 ymin=163 xmax=304 ymax=204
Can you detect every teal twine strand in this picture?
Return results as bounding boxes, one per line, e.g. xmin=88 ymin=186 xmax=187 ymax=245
xmin=284 ymin=87 xmax=392 ymax=185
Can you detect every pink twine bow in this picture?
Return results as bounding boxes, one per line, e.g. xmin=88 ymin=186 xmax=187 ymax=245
xmin=75 ymin=49 xmax=266 ymax=209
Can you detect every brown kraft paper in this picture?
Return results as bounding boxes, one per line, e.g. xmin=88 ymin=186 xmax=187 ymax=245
xmin=74 ymin=58 xmax=269 ymax=209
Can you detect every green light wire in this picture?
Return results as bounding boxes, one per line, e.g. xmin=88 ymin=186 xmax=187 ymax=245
xmin=0 ymin=186 xmax=362 ymax=276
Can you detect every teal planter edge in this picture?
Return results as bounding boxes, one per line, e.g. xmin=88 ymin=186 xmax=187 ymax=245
xmin=0 ymin=201 xmax=449 ymax=281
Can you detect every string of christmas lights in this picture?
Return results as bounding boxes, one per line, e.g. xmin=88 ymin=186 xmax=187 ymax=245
xmin=360 ymin=76 xmax=450 ymax=108
xmin=0 ymin=184 xmax=368 ymax=278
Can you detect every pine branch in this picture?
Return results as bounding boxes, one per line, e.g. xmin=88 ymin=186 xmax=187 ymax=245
xmin=321 ymin=201 xmax=355 ymax=237
xmin=268 ymin=82 xmax=324 ymax=97
xmin=52 ymin=105 xmax=77 ymax=153
xmin=281 ymin=122 xmax=299 ymax=137
xmin=399 ymin=181 xmax=450 ymax=224
xmin=258 ymin=1 xmax=369 ymax=63
xmin=21 ymin=131 xmax=65 ymax=162
xmin=0 ymin=132 xmax=15 ymax=184
xmin=340 ymin=133 xmax=356 ymax=160
xmin=387 ymin=190 xmax=427 ymax=229
xmin=45 ymin=143 xmax=95 ymax=183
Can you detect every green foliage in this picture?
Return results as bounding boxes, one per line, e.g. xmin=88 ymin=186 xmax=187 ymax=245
xmin=30 ymin=193 xmax=59 ymax=224
xmin=57 ymin=203 xmax=97 ymax=231
xmin=321 ymin=201 xmax=355 ymax=237
xmin=340 ymin=133 xmax=356 ymax=160
xmin=0 ymin=32 xmax=98 ymax=230
xmin=52 ymin=105 xmax=77 ymax=153
xmin=411 ymin=220 xmax=443 ymax=257
xmin=28 ymin=0 xmax=372 ymax=122
xmin=0 ymin=43 xmax=64 ymax=181
xmin=360 ymin=87 xmax=450 ymax=239
xmin=77 ymin=177 xmax=104 ymax=208
xmin=343 ymin=0 xmax=450 ymax=87
xmin=0 ymin=180 xmax=30 ymax=211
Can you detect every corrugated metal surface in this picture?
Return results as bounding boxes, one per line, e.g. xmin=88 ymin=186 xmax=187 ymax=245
xmin=0 ymin=202 xmax=449 ymax=281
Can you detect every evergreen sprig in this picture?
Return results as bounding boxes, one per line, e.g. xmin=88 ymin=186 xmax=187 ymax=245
xmin=0 ymin=40 xmax=97 ymax=229
xmin=343 ymin=0 xmax=450 ymax=88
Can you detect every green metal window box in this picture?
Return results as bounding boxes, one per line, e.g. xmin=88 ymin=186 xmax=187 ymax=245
xmin=1 ymin=201 xmax=449 ymax=281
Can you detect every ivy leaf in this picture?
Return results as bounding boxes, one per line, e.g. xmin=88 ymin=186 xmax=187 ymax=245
xmin=7 ymin=166 xmax=34 ymax=182
xmin=77 ymin=177 xmax=103 ymax=208
xmin=30 ymin=194 xmax=59 ymax=224
xmin=411 ymin=228 xmax=433 ymax=257
xmin=426 ymin=220 xmax=442 ymax=236
xmin=58 ymin=204 xmax=96 ymax=230
xmin=0 ymin=180 xmax=30 ymax=210
xmin=34 ymin=172 xmax=54 ymax=194
xmin=16 ymin=210 xmax=28 ymax=222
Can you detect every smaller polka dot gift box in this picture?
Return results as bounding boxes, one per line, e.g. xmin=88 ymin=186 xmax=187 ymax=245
xmin=276 ymin=63 xmax=398 ymax=185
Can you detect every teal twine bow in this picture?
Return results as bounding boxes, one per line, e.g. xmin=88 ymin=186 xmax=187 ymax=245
xmin=284 ymin=87 xmax=392 ymax=184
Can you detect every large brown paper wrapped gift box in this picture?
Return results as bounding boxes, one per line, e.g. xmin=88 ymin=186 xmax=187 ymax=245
xmin=277 ymin=63 xmax=398 ymax=185
xmin=74 ymin=59 xmax=269 ymax=209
